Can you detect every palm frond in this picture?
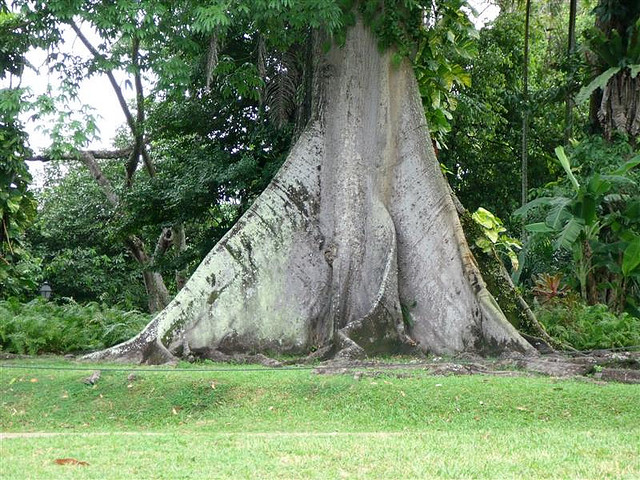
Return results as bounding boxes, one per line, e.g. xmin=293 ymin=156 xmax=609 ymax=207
xmin=264 ymin=51 xmax=300 ymax=128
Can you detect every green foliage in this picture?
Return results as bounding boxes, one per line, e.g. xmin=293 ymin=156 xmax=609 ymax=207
xmin=413 ymin=0 xmax=477 ymax=145
xmin=0 ymin=8 xmax=30 ymax=78
xmin=0 ymin=298 xmax=150 ymax=355
xmin=0 ymin=9 xmax=39 ymax=299
xmin=471 ymin=207 xmax=521 ymax=271
xmin=583 ymin=14 xmax=640 ymax=69
xmin=575 ymin=66 xmax=620 ymax=105
xmin=27 ymin=164 xmax=150 ymax=308
xmin=517 ymin=136 xmax=640 ymax=312
xmin=43 ymin=248 xmax=147 ymax=310
xmin=536 ymin=301 xmax=640 ymax=350
xmin=623 ymin=237 xmax=640 ymax=277
xmin=440 ymin=8 xmax=563 ymax=226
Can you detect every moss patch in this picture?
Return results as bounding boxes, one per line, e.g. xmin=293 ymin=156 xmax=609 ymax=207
xmin=459 ymin=212 xmax=530 ymax=333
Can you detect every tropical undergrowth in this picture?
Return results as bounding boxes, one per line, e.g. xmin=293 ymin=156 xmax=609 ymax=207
xmin=513 ymin=135 xmax=640 ymax=349
xmin=534 ymin=297 xmax=640 ymax=351
xmin=0 ymin=298 xmax=150 ymax=355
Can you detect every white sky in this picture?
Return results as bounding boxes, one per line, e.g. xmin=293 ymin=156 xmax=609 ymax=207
xmin=6 ymin=1 xmax=498 ymax=185
xmin=17 ymin=28 xmax=134 ymax=152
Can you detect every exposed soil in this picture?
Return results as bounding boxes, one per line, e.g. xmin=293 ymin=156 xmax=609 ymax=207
xmin=314 ymin=350 xmax=640 ymax=384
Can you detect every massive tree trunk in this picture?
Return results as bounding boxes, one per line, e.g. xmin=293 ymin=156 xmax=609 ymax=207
xmin=84 ymin=21 xmax=535 ymax=364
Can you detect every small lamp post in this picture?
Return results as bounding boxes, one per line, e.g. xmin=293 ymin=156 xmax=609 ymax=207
xmin=39 ymin=281 xmax=52 ymax=300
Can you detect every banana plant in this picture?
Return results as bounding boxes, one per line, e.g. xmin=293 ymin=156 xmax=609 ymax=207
xmin=515 ymin=146 xmax=640 ymax=306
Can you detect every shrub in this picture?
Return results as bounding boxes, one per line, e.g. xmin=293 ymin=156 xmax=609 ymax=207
xmin=536 ymin=300 xmax=640 ymax=350
xmin=0 ymin=298 xmax=150 ymax=355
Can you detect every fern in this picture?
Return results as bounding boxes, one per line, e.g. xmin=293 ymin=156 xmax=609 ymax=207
xmin=0 ymin=299 xmax=150 ymax=354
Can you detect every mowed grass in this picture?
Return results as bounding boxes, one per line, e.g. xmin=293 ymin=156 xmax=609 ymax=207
xmin=1 ymin=357 xmax=639 ymax=479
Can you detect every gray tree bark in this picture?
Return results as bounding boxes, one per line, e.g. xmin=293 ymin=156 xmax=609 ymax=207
xmin=599 ymin=69 xmax=640 ymax=142
xmin=84 ymin=21 xmax=535 ymax=364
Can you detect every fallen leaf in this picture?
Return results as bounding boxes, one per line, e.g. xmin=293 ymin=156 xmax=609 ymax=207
xmin=54 ymin=458 xmax=89 ymax=466
xmin=127 ymin=383 xmax=133 ymax=389
xmin=210 ymin=382 xmax=216 ymax=389
xmin=172 ymin=406 xmax=181 ymax=415
xmin=30 ymin=378 xmax=38 ymax=383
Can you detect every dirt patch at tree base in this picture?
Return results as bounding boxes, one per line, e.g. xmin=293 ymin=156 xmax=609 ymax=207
xmin=314 ymin=351 xmax=640 ymax=384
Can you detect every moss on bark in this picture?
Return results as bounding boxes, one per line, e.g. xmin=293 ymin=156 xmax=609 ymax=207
xmin=459 ymin=212 xmax=531 ymax=333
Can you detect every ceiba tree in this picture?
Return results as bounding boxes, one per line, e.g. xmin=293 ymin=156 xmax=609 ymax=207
xmin=86 ymin=19 xmax=538 ymax=362
xmin=86 ymin=6 xmax=537 ymax=363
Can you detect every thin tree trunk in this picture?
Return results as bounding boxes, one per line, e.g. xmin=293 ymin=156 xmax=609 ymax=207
xmin=205 ymin=34 xmax=219 ymax=91
xmin=564 ymin=0 xmax=577 ymax=142
xmin=521 ymin=0 xmax=531 ymax=212
xmin=126 ymin=235 xmax=171 ymax=312
xmin=172 ymin=224 xmax=188 ymax=291
xmin=79 ymin=151 xmax=170 ymax=313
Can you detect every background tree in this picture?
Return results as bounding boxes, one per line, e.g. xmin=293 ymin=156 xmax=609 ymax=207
xmin=577 ymin=0 xmax=640 ymax=141
xmin=440 ymin=4 xmax=568 ymax=227
xmin=0 ymin=6 xmax=40 ymax=299
xmin=16 ymin=0 xmax=300 ymax=311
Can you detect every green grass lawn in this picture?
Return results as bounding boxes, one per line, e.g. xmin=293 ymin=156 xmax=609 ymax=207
xmin=1 ymin=357 xmax=638 ymax=479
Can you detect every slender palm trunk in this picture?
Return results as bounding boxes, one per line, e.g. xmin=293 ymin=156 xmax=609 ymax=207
xmin=521 ymin=0 xmax=531 ymax=212
xmin=564 ymin=0 xmax=577 ymax=142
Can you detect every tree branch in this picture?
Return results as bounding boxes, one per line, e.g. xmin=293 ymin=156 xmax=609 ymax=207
xmin=70 ymin=20 xmax=157 ymax=186
xmin=125 ymin=35 xmax=156 ymax=184
xmin=26 ymin=147 xmax=133 ymax=162
xmin=78 ymin=151 xmax=120 ymax=207
xmin=69 ymin=20 xmax=137 ymax=135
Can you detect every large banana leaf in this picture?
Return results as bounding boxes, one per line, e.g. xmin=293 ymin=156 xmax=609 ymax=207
xmin=555 ymin=146 xmax=580 ymax=191
xmin=622 ymin=237 xmax=640 ymax=277
xmin=524 ymin=222 xmax=555 ymax=233
xmin=545 ymin=197 xmax=573 ymax=230
xmin=611 ymin=155 xmax=640 ymax=176
xmin=555 ymin=216 xmax=585 ymax=250
xmin=575 ymin=67 xmax=621 ymax=105
xmin=513 ymin=196 xmax=558 ymax=218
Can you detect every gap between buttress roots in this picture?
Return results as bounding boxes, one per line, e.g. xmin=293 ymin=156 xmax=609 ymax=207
xmin=334 ymin=201 xmax=417 ymax=360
